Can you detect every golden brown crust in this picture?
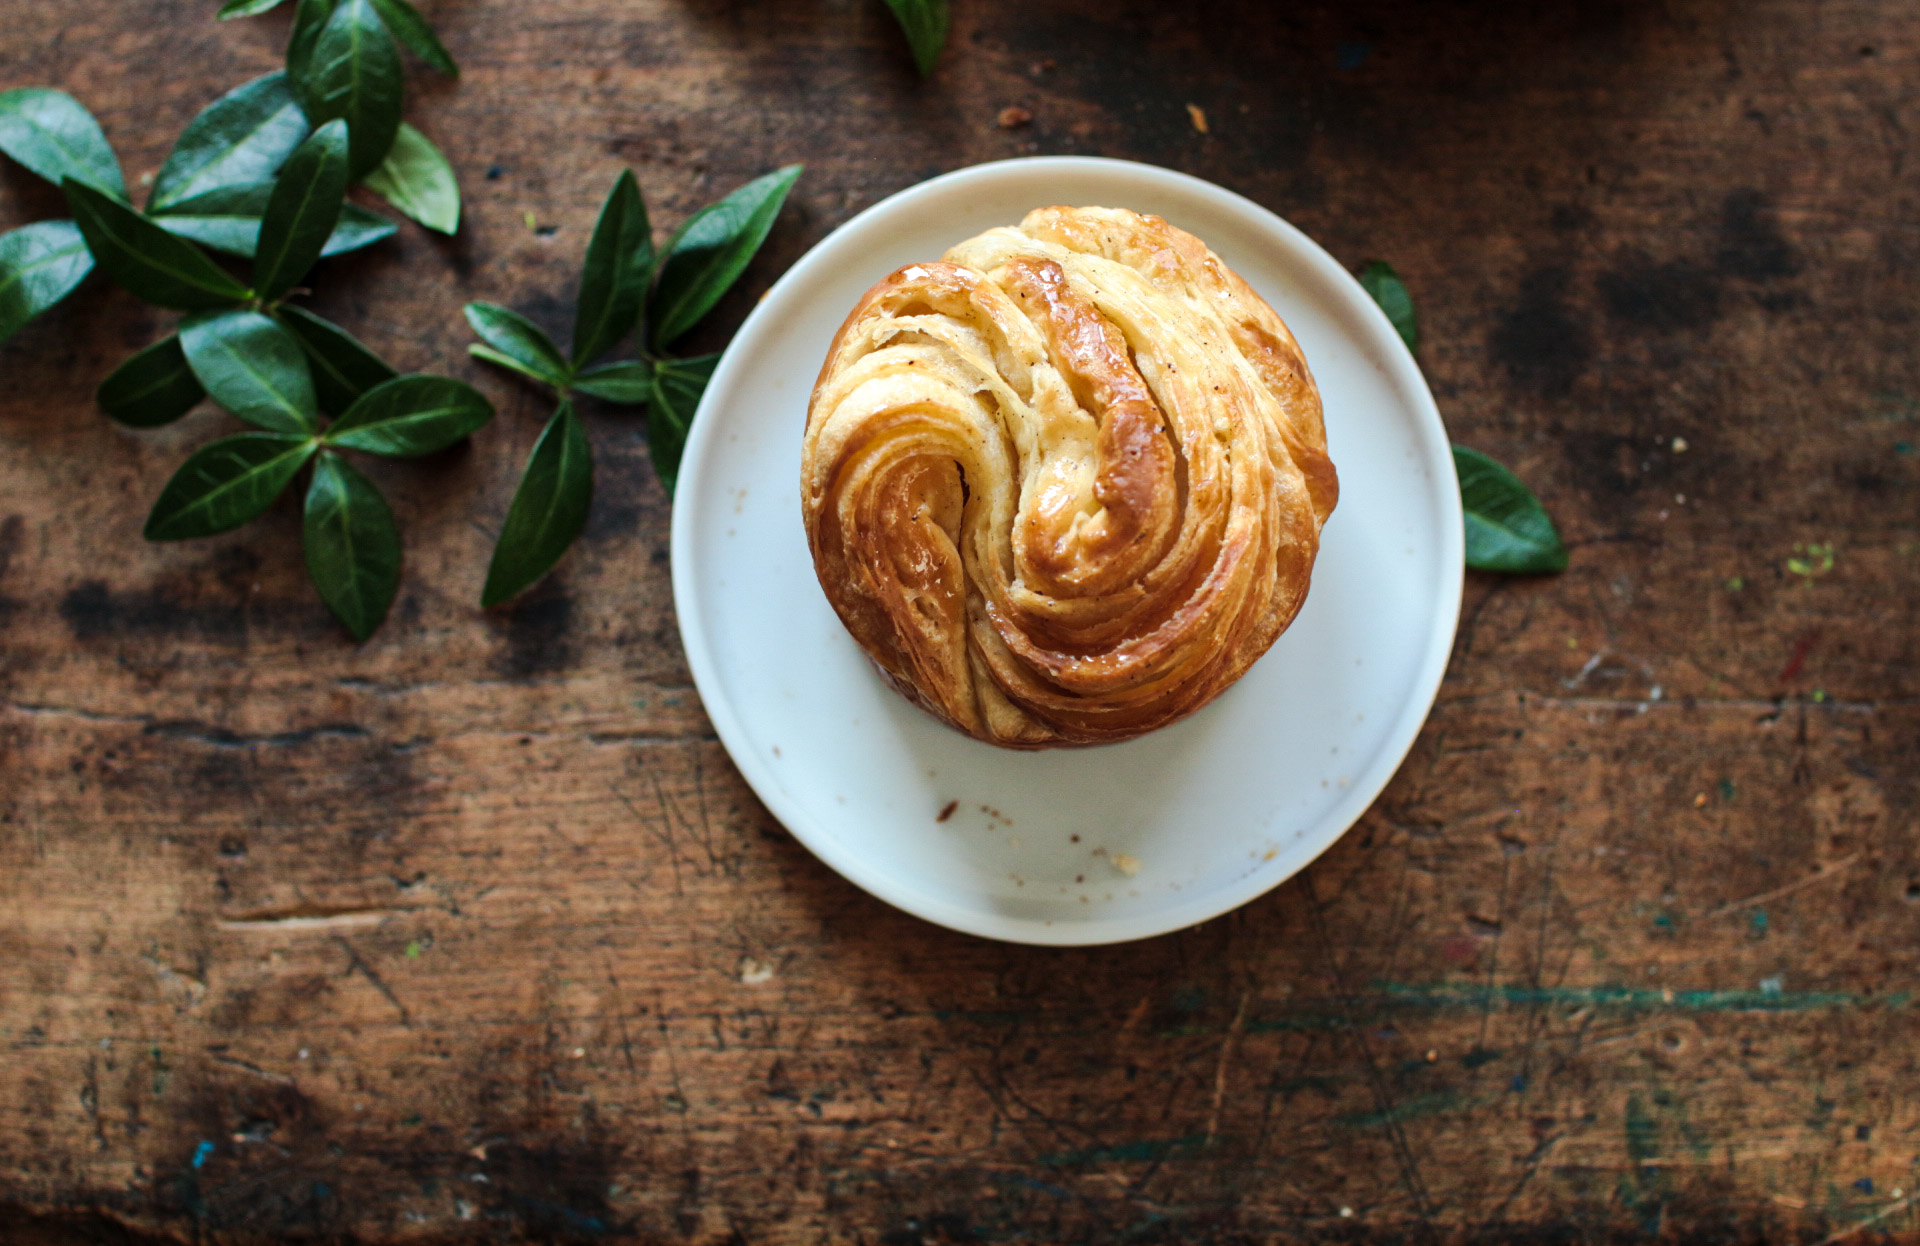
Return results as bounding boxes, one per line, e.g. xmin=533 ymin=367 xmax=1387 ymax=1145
xmin=800 ymin=206 xmax=1337 ymax=748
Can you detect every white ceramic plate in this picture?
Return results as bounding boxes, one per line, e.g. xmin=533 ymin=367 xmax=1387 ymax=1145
xmin=671 ymin=157 xmax=1461 ymax=945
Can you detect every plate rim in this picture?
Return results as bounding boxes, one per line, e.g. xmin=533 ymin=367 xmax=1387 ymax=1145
xmin=671 ymin=155 xmax=1463 ymax=946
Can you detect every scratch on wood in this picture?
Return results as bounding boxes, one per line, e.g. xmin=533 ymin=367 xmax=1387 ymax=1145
xmin=1482 ymin=1131 xmax=1561 ymax=1230
xmin=627 ymin=784 xmax=685 ymax=895
xmin=603 ymin=959 xmax=640 ymax=1079
xmin=334 ymin=936 xmax=411 ymax=1026
xmin=1704 ymin=853 xmax=1860 ymax=918
xmin=1819 ymin=1193 xmax=1914 ymax=1245
xmin=1205 ymin=990 xmax=1249 ymax=1145
xmin=1303 ymin=873 xmax=1441 ymax=1243
xmin=219 ymin=907 xmax=413 ymax=932
xmin=586 ymin=731 xmax=716 ymax=745
xmin=209 ymin=1055 xmax=294 ymax=1086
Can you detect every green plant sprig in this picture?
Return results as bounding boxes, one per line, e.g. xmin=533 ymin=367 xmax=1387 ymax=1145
xmin=1358 ymin=259 xmax=1569 ymax=575
xmin=465 ymin=164 xmax=802 ymax=606
xmin=0 ymin=0 xmax=461 ymax=347
xmin=0 ymin=1 xmax=481 ymax=640
xmin=70 ymin=120 xmax=493 ymax=640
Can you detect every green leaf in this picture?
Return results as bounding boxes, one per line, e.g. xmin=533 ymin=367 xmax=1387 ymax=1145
xmin=0 ymin=220 xmax=94 ymax=346
xmin=649 ymin=164 xmax=802 ymax=349
xmin=880 ymin=0 xmax=951 ymax=77
xmin=571 ymin=169 xmax=652 ymax=368
xmin=304 ymin=0 xmax=405 ymax=180
xmin=255 ymin=119 xmax=349 ymax=301
xmin=483 ymin=401 xmax=592 ymax=606
xmin=278 ymin=304 xmax=396 ymax=416
xmin=64 ymin=179 xmax=253 ymax=310
xmin=465 ymin=345 xmax=553 ymax=390
xmin=1454 ymin=445 xmax=1568 ymax=574
xmin=148 ymin=72 xmax=308 ymax=211
xmin=287 ymin=0 xmax=341 ymax=87
xmin=149 ymin=183 xmax=274 ymax=254
xmin=1359 ymin=260 xmax=1417 ymax=354
xmin=155 ymin=183 xmax=398 ymax=259
xmin=180 ymin=309 xmax=320 ymax=433
xmin=464 ymin=302 xmax=570 ymax=388
xmin=219 ymin=0 xmax=290 ymax=17
xmin=324 ymin=373 xmax=494 ymax=456
xmin=144 ymin=432 xmax=317 ymax=540
xmin=304 ymin=451 xmax=400 ymax=641
xmin=647 ymin=352 xmax=719 ymax=495
xmin=571 ymin=359 xmax=652 ymax=405
xmin=321 ymin=203 xmax=402 ymax=256
xmin=363 ymin=122 xmax=459 ymax=234
xmin=0 ymin=88 xmax=125 ymax=197
xmin=97 ymin=335 xmax=206 ymax=428
xmin=367 ymin=0 xmax=458 ymax=75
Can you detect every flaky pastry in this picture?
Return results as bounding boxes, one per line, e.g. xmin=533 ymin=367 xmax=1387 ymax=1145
xmin=801 ymin=206 xmax=1337 ymax=748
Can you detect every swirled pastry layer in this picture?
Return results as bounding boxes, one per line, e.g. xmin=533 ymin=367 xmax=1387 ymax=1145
xmin=801 ymin=206 xmax=1337 ymax=748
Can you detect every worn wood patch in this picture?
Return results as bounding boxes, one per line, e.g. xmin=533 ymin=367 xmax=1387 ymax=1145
xmin=2 ymin=0 xmax=1917 ymax=1242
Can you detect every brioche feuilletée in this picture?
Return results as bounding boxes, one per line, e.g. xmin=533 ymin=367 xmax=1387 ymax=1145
xmin=800 ymin=206 xmax=1337 ymax=748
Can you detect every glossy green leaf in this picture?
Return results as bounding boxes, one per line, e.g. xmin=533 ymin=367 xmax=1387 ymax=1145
xmin=0 ymin=88 xmax=124 ymax=197
xmin=255 ymin=119 xmax=349 ymax=301
xmin=482 ymin=401 xmax=592 ymax=606
xmin=286 ymin=0 xmax=341 ymax=87
xmin=219 ymin=0 xmax=290 ymax=16
xmin=647 ymin=352 xmax=719 ymax=495
xmin=321 ymin=203 xmax=400 ymax=257
xmin=571 ymin=359 xmax=652 ymax=405
xmin=180 ymin=309 xmax=320 ymax=433
xmin=148 ymin=73 xmax=308 ymax=211
xmin=149 ymin=182 xmax=274 ymax=254
xmin=363 ymin=122 xmax=459 ymax=234
xmin=649 ymin=164 xmax=801 ymax=349
xmin=571 ymin=169 xmax=652 ymax=368
xmin=151 ymin=211 xmax=264 ymax=258
xmin=881 ymin=0 xmax=951 ymax=77
xmin=64 ymin=179 xmax=252 ymax=310
xmin=1454 ymin=445 xmax=1568 ymax=574
xmin=154 ymin=182 xmax=397 ymax=259
xmin=278 ymin=304 xmax=397 ymax=416
xmin=304 ymin=451 xmax=400 ymax=641
xmin=324 ymin=373 xmax=494 ymax=456
xmin=464 ymin=302 xmax=570 ymax=388
xmin=97 ymin=335 xmax=205 ymax=428
xmin=144 ymin=433 xmax=316 ymax=541
xmin=1359 ymin=260 xmax=1417 ymax=354
xmin=367 ymin=0 xmax=458 ymax=75
xmin=304 ymin=0 xmax=405 ymax=180
xmin=0 ymin=220 xmax=94 ymax=346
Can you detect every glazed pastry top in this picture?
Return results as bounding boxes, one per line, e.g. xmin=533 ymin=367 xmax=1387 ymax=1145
xmin=801 ymin=206 xmax=1336 ymax=747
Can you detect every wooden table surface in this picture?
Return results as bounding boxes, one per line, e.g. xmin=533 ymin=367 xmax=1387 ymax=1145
xmin=4 ymin=1 xmax=1918 ymax=1242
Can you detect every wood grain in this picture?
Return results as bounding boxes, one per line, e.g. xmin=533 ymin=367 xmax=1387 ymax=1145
xmin=2 ymin=1 xmax=1917 ymax=1241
